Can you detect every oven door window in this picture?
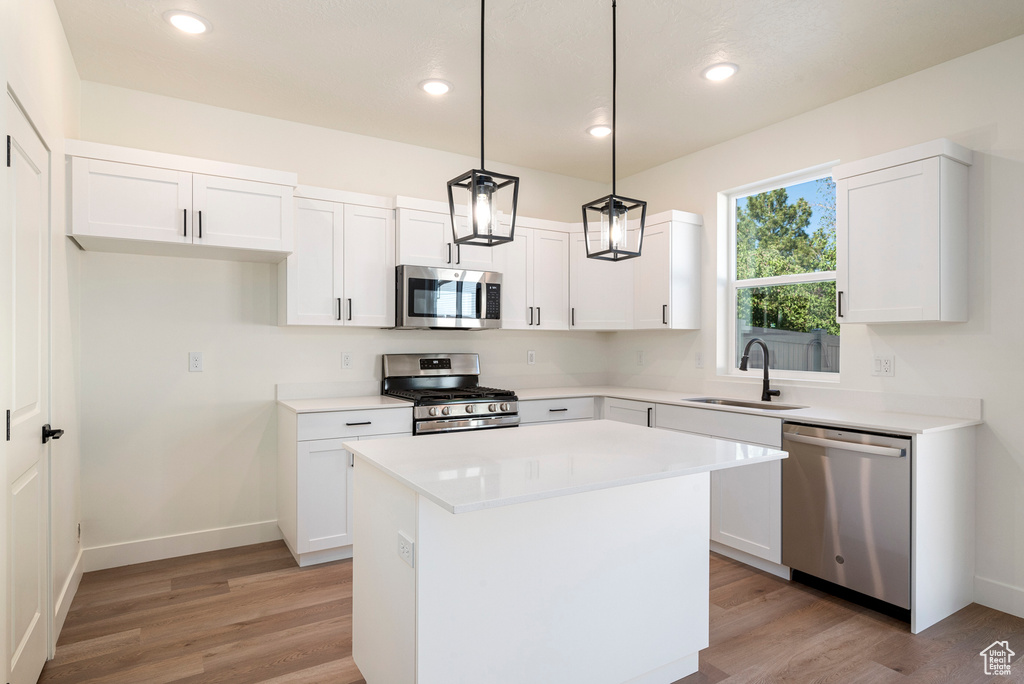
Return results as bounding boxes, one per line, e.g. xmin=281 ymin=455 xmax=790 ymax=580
xmin=408 ymin=278 xmax=481 ymax=319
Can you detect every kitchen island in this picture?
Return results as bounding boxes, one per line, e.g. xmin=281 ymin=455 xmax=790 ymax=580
xmin=344 ymin=420 xmax=787 ymax=684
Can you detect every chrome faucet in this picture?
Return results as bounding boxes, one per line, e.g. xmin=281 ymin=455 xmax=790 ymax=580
xmin=739 ymin=338 xmax=781 ymax=402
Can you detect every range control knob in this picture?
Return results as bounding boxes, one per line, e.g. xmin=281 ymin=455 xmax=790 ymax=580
xmin=466 ymin=404 xmax=475 ymax=414
xmin=429 ymin=407 xmax=439 ymax=417
xmin=441 ymin=406 xmax=451 ymax=416
xmin=500 ymin=402 xmax=510 ymax=412
xmin=488 ymin=404 xmax=497 ymax=412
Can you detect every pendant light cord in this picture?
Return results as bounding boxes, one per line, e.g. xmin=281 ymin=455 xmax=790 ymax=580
xmin=611 ymin=0 xmax=617 ymax=196
xmin=480 ymin=0 xmax=486 ymax=170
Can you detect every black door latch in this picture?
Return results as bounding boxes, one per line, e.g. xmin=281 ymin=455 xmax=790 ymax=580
xmin=42 ymin=424 xmax=64 ymax=444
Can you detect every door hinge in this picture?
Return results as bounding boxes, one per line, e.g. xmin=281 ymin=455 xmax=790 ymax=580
xmin=5 ymin=409 xmax=9 ymax=441
xmin=6 ymin=134 xmax=10 ymax=167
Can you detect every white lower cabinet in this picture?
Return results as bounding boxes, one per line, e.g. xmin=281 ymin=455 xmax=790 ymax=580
xmin=603 ymin=397 xmax=655 ymax=427
xmin=655 ymin=404 xmax=783 ymax=565
xmin=519 ymin=397 xmax=596 ymax=425
xmin=279 ymin=405 xmax=412 ymax=566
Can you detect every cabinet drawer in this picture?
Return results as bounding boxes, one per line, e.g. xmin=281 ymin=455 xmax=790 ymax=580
xmin=519 ymin=397 xmax=596 ymax=424
xmin=655 ymin=404 xmax=781 ymax=447
xmin=297 ymin=407 xmax=412 ymax=441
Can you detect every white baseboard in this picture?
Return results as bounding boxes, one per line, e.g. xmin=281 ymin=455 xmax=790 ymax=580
xmin=52 ymin=547 xmax=83 ymax=654
xmin=710 ymin=541 xmax=790 ymax=579
xmin=975 ymin=575 xmax=1024 ymax=620
xmin=82 ymin=520 xmax=282 ymax=572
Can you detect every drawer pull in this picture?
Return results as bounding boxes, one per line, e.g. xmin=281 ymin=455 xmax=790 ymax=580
xmin=346 ymin=421 xmax=372 ymax=426
xmin=549 ymin=408 xmax=568 ymax=413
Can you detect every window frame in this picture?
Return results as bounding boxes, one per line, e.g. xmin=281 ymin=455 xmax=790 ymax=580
xmin=723 ymin=163 xmax=840 ymax=382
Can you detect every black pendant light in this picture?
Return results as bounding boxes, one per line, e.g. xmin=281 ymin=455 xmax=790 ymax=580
xmin=582 ymin=0 xmax=646 ymax=261
xmin=448 ymin=0 xmax=519 ymax=247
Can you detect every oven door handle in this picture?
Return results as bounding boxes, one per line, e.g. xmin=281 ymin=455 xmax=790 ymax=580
xmin=784 ymin=433 xmax=906 ymax=458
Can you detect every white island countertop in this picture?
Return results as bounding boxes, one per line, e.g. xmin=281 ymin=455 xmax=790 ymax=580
xmin=344 ymin=419 xmax=786 ymax=514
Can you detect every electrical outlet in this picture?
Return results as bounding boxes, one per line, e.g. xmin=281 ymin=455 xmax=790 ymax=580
xmin=188 ymin=352 xmax=203 ymax=372
xmin=342 ymin=352 xmax=353 ymax=370
xmin=527 ymin=350 xmax=536 ymax=365
xmin=872 ymin=355 xmax=895 ymax=377
xmin=637 ymin=351 xmax=646 ymax=367
xmin=397 ymin=531 xmax=415 ymax=568
xmin=695 ymin=351 xmax=704 ymax=369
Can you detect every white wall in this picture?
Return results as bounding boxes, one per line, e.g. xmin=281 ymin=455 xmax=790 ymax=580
xmin=1 ymin=0 xmax=83 ymax=664
xmin=75 ymin=87 xmax=611 ymax=566
xmin=615 ymin=35 xmax=1024 ymax=616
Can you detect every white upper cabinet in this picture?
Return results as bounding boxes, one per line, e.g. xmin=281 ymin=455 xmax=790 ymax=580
xmin=835 ymin=139 xmax=971 ymax=324
xmin=633 ymin=212 xmax=702 ymax=330
xmin=569 ymin=232 xmax=634 ymax=330
xmin=396 ymin=204 xmax=502 ymax=271
xmin=193 ymin=174 xmax=293 ymax=252
xmin=502 ymin=227 xmax=569 ymax=330
xmin=71 ymin=158 xmax=192 ymax=243
xmin=280 ymin=189 xmax=395 ymax=327
xmin=67 ymin=140 xmax=296 ymax=261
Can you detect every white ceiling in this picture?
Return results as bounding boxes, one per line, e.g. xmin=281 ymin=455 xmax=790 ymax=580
xmin=55 ymin=0 xmax=1024 ymax=182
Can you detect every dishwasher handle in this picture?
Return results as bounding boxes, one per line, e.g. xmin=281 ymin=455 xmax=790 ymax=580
xmin=784 ymin=432 xmax=906 ymax=458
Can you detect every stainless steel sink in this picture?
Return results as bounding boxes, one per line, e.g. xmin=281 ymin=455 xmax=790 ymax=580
xmin=686 ymin=397 xmax=807 ymax=411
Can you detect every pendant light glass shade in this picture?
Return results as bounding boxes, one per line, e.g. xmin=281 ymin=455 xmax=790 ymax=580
xmin=582 ymin=0 xmax=646 ymax=261
xmin=448 ymin=0 xmax=519 ymax=247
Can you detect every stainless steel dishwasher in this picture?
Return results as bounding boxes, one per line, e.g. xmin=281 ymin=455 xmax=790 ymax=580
xmin=782 ymin=422 xmax=912 ymax=610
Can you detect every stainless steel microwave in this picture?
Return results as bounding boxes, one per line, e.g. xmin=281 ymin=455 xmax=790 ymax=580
xmin=395 ymin=265 xmax=502 ymax=330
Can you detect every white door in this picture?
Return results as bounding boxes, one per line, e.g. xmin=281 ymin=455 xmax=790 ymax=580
xmin=569 ymin=234 xmax=634 ymax=330
xmin=531 ymin=230 xmax=569 ymax=330
xmin=343 ymin=205 xmax=395 ymax=327
xmin=297 ymin=438 xmax=353 ymax=553
xmin=499 ymin=228 xmax=531 ymax=329
xmin=193 ymin=174 xmax=293 ymax=252
xmin=6 ymin=96 xmax=51 ymax=684
xmin=70 ymin=158 xmax=191 ymax=243
xmin=287 ymin=198 xmax=344 ymax=325
xmin=634 ymin=224 xmax=671 ymax=329
xmin=710 ymin=461 xmax=782 ymax=563
xmin=396 ymin=209 xmax=452 ymax=267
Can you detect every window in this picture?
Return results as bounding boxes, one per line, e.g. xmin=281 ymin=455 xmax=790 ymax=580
xmin=726 ymin=168 xmax=839 ymax=376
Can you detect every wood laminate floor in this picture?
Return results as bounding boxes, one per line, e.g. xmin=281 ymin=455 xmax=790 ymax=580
xmin=39 ymin=543 xmax=1024 ymax=683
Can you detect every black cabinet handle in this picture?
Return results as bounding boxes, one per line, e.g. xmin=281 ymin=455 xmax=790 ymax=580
xmin=536 ymin=307 xmax=541 ymax=326
xmin=337 ymin=298 xmax=342 ymax=321
xmin=456 ymin=244 xmax=462 ymax=265
xmin=42 ymin=424 xmax=64 ymax=444
xmin=447 ymin=243 xmax=452 ymax=264
xmin=347 ymin=298 xmax=353 ymax=321
xmin=183 ymin=209 xmax=187 ymax=237
xmin=529 ymin=306 xmax=534 ymax=325
xmin=346 ymin=421 xmax=372 ymax=426
xmin=662 ymin=304 xmax=668 ymax=325
xmin=198 ymin=210 xmax=202 ymax=238
xmin=837 ymin=291 xmax=844 ymax=317
xmin=549 ymin=408 xmax=568 ymax=413
xmin=571 ymin=307 xmax=575 ymax=326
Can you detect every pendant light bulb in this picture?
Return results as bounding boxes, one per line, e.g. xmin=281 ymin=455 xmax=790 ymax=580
xmin=446 ymin=0 xmax=519 ymax=247
xmin=581 ymin=0 xmax=647 ymax=262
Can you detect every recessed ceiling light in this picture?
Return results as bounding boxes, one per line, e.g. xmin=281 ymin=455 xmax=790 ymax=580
xmin=702 ymin=63 xmax=738 ymax=81
xmin=164 ymin=11 xmax=210 ymax=35
xmin=587 ymin=125 xmax=612 ymax=138
xmin=420 ymin=79 xmax=452 ymax=95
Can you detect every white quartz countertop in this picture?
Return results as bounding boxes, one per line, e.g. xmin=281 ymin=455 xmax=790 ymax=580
xmin=515 ymin=386 xmax=981 ymax=434
xmin=277 ymin=395 xmax=411 ymax=413
xmin=345 ymin=419 xmax=786 ymax=514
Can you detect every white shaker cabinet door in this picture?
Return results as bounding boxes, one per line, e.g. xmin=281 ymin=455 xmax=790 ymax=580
xmin=286 ymin=198 xmax=344 ymax=326
xmin=569 ymin=233 xmax=634 ymax=330
xmin=297 ymin=438 xmax=354 ymax=554
xmin=397 ymin=208 xmax=452 ymax=267
xmin=603 ymin=398 xmax=655 ymax=427
xmin=837 ymin=158 xmax=941 ymax=323
xmin=193 ymin=174 xmax=293 ymax=253
xmin=452 ymin=215 xmax=502 ymax=272
xmin=500 ymin=228 xmax=531 ymax=329
xmin=343 ymin=204 xmax=396 ymax=327
xmin=710 ymin=461 xmax=782 ymax=563
xmin=71 ymin=157 xmax=191 ymax=243
xmin=531 ymin=229 xmax=569 ymax=330
xmin=634 ymin=224 xmax=671 ymax=329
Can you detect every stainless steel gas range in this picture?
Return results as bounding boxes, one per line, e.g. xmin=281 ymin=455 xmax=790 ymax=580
xmin=381 ymin=353 xmax=519 ymax=435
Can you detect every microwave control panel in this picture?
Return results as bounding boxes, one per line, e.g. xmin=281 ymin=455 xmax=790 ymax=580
xmin=485 ymin=283 xmax=501 ymax=320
